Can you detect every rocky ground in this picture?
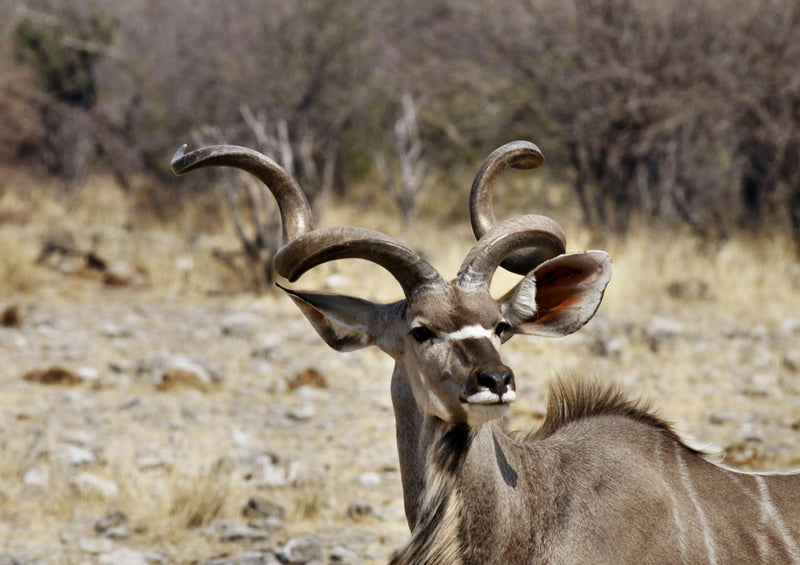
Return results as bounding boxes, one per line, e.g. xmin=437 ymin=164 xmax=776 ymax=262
xmin=1 ymin=233 xmax=800 ymax=564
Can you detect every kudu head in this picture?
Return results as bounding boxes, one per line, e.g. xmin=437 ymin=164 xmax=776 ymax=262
xmin=172 ymin=141 xmax=611 ymax=427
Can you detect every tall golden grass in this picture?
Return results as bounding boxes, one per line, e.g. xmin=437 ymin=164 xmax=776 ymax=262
xmin=3 ymin=171 xmax=798 ymax=309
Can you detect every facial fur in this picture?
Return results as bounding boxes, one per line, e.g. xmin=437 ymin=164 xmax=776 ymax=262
xmin=401 ymin=285 xmax=516 ymax=426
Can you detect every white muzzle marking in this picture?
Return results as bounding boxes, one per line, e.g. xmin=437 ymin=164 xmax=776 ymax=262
xmin=464 ymin=389 xmax=516 ymax=405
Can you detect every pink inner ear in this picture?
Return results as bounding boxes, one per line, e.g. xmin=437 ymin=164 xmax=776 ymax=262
xmin=523 ymin=251 xmax=611 ymax=334
xmin=535 ymin=264 xmax=593 ymax=313
xmin=534 ymin=293 xmax=583 ymax=323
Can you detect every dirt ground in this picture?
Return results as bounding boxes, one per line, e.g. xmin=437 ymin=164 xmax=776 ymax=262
xmin=2 ymin=185 xmax=800 ymax=564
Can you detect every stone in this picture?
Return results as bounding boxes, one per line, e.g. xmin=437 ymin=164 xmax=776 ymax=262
xmin=784 ymin=350 xmax=800 ymax=372
xmin=288 ymin=404 xmax=316 ymax=421
xmin=219 ymin=526 xmax=270 ymax=542
xmin=357 ymin=472 xmax=381 ymax=489
xmin=77 ymin=537 xmax=114 ymax=554
xmin=221 ymin=313 xmax=260 ymax=337
xmin=22 ymin=466 xmax=49 ymax=488
xmin=76 ymin=367 xmax=101 ymax=382
xmin=242 ymin=496 xmax=286 ymax=520
xmin=98 ymin=548 xmax=149 ymax=565
xmin=330 ymin=546 xmax=363 ymax=565
xmin=278 ymin=538 xmax=323 ymax=564
xmin=646 ymin=316 xmax=685 ymax=341
xmin=240 ymin=453 xmax=293 ymax=488
xmin=58 ymin=444 xmax=96 ymax=467
xmin=94 ymin=507 xmax=128 ymax=534
xmin=70 ymin=473 xmax=119 ymax=500
xmin=197 ymin=551 xmax=281 ymax=565
xmin=780 ymin=316 xmax=800 ymax=335
xmin=347 ymin=500 xmax=375 ymax=520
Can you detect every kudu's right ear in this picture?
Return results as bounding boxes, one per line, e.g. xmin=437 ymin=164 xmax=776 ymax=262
xmin=278 ymin=285 xmax=399 ymax=353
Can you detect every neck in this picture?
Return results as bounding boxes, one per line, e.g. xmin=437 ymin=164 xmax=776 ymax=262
xmin=389 ymin=414 xmax=473 ymax=564
xmin=391 ymin=363 xmax=540 ymax=562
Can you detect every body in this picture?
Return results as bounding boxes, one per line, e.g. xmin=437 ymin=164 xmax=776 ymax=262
xmin=394 ymin=379 xmax=800 ymax=564
xmin=171 ymin=140 xmax=800 ymax=564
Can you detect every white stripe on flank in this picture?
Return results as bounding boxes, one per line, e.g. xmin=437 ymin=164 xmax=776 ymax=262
xmin=677 ymin=447 xmax=718 ymax=564
xmin=444 ymin=324 xmax=495 ymax=341
xmin=729 ymin=474 xmax=769 ymax=562
xmin=755 ymin=475 xmax=800 ymax=563
xmin=657 ymin=441 xmax=689 ymax=563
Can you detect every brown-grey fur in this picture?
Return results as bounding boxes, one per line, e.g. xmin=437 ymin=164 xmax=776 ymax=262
xmin=393 ymin=376 xmax=800 ymax=564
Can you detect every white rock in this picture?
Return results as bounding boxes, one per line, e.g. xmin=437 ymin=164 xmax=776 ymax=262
xmin=243 ymin=454 xmax=292 ymax=488
xmin=221 ymin=313 xmax=260 ymax=337
xmin=23 ymin=466 xmax=50 ymax=488
xmin=646 ymin=316 xmax=685 ymax=340
xmin=784 ymin=350 xmax=800 ymax=372
xmin=331 ymin=545 xmax=363 ymax=565
xmin=58 ymin=444 xmax=96 ymax=467
xmin=357 ymin=472 xmax=381 ymax=489
xmin=102 ymin=324 xmax=131 ymax=338
xmin=280 ymin=537 xmax=323 ymax=564
xmin=289 ymin=404 xmax=316 ymax=421
xmin=76 ymin=366 xmax=101 ymax=381
xmin=175 ymin=254 xmax=195 ymax=272
xmin=99 ymin=548 xmax=150 ymax=565
xmin=166 ymin=356 xmax=211 ymax=384
xmin=70 ymin=472 xmax=119 ymax=499
xmin=77 ymin=536 xmax=114 ymax=554
xmin=780 ymin=316 xmax=800 ymax=335
xmin=136 ymin=454 xmax=173 ymax=471
xmin=232 ymin=429 xmax=251 ymax=447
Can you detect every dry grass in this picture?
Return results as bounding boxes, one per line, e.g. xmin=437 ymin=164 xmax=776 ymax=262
xmin=2 ymin=171 xmax=800 ymax=562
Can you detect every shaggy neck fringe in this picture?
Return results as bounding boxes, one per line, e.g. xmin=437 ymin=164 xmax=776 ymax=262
xmin=530 ymin=376 xmax=719 ymax=458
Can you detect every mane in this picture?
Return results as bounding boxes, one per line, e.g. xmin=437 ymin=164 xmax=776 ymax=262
xmin=529 ymin=375 xmax=720 ymax=459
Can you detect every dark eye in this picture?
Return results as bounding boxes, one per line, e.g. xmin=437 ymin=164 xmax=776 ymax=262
xmin=410 ymin=326 xmax=436 ymax=343
xmin=495 ymin=322 xmax=511 ymax=337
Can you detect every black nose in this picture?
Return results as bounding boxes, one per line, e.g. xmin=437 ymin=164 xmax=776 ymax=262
xmin=477 ymin=370 xmax=514 ymax=395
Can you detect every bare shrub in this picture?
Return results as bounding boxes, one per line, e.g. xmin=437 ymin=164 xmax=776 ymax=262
xmin=1 ymin=0 xmax=799 ymax=245
xmin=459 ymin=0 xmax=800 ymax=241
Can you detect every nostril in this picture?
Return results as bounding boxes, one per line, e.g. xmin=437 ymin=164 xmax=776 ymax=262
xmin=477 ymin=370 xmax=512 ymax=394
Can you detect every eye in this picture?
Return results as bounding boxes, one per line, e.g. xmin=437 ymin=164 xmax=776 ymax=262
xmin=410 ymin=326 xmax=437 ymax=343
xmin=495 ymin=322 xmax=511 ymax=337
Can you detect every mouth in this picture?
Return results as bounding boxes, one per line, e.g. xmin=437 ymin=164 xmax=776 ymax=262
xmin=460 ymin=389 xmax=517 ymax=405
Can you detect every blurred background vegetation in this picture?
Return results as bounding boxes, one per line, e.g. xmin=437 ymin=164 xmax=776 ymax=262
xmin=1 ymin=0 xmax=799 ymax=243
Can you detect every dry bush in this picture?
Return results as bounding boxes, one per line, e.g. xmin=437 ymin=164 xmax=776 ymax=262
xmin=454 ymin=0 xmax=800 ymax=241
xmin=3 ymin=0 xmax=798 ymax=246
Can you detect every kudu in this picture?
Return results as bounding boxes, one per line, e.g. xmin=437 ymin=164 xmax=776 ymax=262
xmin=172 ymin=141 xmax=800 ymax=564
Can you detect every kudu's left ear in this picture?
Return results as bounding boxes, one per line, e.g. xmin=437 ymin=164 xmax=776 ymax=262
xmin=278 ymin=285 xmax=399 ymax=352
xmin=500 ymin=251 xmax=612 ymax=338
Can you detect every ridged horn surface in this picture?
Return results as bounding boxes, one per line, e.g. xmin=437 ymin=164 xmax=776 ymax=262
xmin=457 ymin=215 xmax=566 ymax=289
xmin=274 ymin=226 xmax=445 ymax=297
xmin=171 ymin=144 xmax=313 ymax=244
xmin=469 ymin=141 xmax=550 ymax=274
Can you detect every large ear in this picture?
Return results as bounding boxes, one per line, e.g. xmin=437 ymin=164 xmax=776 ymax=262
xmin=500 ymin=251 xmax=612 ymax=338
xmin=278 ymin=285 xmax=401 ymax=352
